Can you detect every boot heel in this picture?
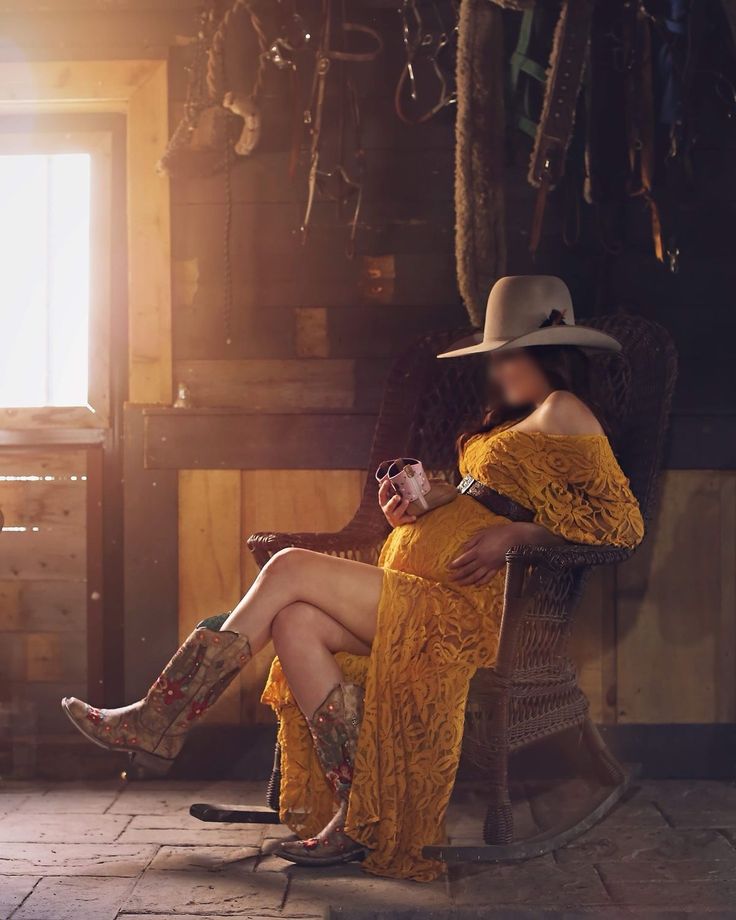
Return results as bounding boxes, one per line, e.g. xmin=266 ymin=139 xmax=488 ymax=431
xmin=123 ymin=750 xmax=174 ymax=781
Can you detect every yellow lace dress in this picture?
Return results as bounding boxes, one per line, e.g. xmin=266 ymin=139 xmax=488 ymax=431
xmin=261 ymin=428 xmax=644 ymax=881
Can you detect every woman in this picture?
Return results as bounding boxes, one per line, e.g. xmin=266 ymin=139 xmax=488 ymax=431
xmin=62 ymin=275 xmax=644 ymax=882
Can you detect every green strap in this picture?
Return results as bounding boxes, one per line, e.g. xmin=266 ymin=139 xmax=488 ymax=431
xmin=510 ymin=8 xmax=547 ymax=138
xmin=517 ymin=114 xmax=538 ymax=138
xmin=510 ymin=10 xmax=547 ymax=89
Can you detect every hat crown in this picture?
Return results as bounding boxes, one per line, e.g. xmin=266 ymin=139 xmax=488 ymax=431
xmin=484 ymin=275 xmax=575 ymax=341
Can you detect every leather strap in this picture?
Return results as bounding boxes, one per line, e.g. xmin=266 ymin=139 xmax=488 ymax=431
xmin=528 ymin=0 xmax=594 ymax=255
xmin=457 ymin=475 xmax=535 ymax=524
xmin=300 ymin=1 xmax=381 ymax=248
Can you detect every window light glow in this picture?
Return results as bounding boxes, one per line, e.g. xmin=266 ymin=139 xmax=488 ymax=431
xmin=0 ymin=153 xmax=91 ymax=407
xmin=0 ymin=473 xmax=86 ymax=481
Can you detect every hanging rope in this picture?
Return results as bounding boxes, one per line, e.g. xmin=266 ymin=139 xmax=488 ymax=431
xmin=206 ymin=0 xmax=269 ymax=105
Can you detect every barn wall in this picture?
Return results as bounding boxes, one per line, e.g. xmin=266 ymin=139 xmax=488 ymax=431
xmin=0 ymin=3 xmax=734 ymax=752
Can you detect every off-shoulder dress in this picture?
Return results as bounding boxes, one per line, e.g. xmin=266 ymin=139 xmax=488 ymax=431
xmin=262 ymin=427 xmax=644 ymax=880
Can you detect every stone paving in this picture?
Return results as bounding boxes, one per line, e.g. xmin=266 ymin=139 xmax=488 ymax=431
xmin=0 ymin=779 xmax=735 ymax=918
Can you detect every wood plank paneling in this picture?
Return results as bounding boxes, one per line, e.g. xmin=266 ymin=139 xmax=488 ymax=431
xmin=126 ymin=59 xmax=172 ymax=404
xmin=171 ymin=201 xmax=458 ymax=307
xmin=173 ymin=300 xmax=464 ymax=364
xmin=0 ymin=529 xmax=86 ymax=581
xmin=0 ymin=581 xmax=86 ymax=633
xmin=616 ymin=471 xmax=736 ymax=723
xmin=666 ymin=414 xmax=736 ymax=470
xmin=26 ymin=633 xmax=72 ymax=682
xmin=123 ymin=406 xmax=179 ymax=701
xmin=295 ymin=308 xmax=329 ymax=358
xmin=169 ymin=465 xmax=736 ymax=730
xmin=144 ymin=410 xmax=375 ymax=470
xmin=0 ymin=450 xmax=88 ymax=751
xmin=0 ymin=449 xmax=86 ymax=477
xmin=0 ymin=59 xmax=159 ymax=111
xmin=178 ymin=469 xmax=243 ymax=723
xmin=0 ymin=481 xmax=85 ymax=526
xmin=173 ymin=359 xmax=355 ymax=411
xmin=238 ymin=469 xmax=366 ymax=724
xmin=718 ymin=475 xmax=736 ymax=722
xmin=570 ymin=568 xmax=617 ymax=724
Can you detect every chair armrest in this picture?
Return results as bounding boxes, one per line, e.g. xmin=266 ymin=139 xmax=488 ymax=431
xmin=491 ymin=542 xmax=631 ymax=683
xmin=505 ymin=541 xmax=633 ymax=572
xmin=247 ymin=516 xmax=391 ymax=568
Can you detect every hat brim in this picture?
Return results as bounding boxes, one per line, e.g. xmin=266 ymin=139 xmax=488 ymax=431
xmin=436 ymin=324 xmax=622 ymax=358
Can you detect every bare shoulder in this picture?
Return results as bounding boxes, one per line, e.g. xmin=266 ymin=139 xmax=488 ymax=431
xmin=531 ymin=391 xmax=605 ymax=436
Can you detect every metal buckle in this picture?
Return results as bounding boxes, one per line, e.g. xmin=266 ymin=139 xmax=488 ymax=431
xmin=458 ymin=475 xmax=474 ymax=495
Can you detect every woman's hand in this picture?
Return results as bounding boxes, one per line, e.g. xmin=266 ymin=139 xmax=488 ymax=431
xmin=448 ymin=526 xmax=514 ymax=585
xmin=379 ymin=479 xmax=417 ymax=528
xmin=449 ymin=522 xmax=563 ymax=586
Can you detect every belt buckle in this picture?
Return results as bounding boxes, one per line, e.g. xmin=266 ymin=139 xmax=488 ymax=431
xmin=458 ymin=475 xmax=474 ymax=495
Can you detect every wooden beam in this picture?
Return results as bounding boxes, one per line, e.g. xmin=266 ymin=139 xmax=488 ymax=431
xmin=86 ymin=446 xmax=105 ymax=705
xmin=0 ymin=429 xmax=107 ymax=446
xmin=178 ymin=469 xmax=243 ymax=723
xmin=0 ymin=1 xmax=200 ymax=9
xmin=0 ymin=59 xmax=163 ymax=113
xmin=173 ymin=359 xmax=355 ymax=411
xmin=144 ymin=410 xmax=375 ymax=470
xmin=127 ymin=59 xmax=172 ymax=404
xmin=123 ymin=406 xmax=179 ymax=699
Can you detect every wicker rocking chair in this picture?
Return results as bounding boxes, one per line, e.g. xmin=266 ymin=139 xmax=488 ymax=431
xmin=191 ymin=314 xmax=677 ymax=860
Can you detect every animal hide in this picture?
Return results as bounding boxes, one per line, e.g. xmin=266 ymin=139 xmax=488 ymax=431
xmin=454 ymin=0 xmax=508 ymax=326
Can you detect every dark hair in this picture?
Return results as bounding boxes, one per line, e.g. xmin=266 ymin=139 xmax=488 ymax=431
xmin=457 ymin=344 xmax=609 ymax=451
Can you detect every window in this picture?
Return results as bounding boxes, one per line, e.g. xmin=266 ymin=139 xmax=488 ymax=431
xmin=0 ymin=127 xmax=113 ymax=428
xmin=0 ymin=153 xmax=91 ymax=408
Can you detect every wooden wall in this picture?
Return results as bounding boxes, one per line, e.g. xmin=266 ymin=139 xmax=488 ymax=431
xmin=0 ymin=450 xmax=88 ymax=770
xmin=578 ymin=472 xmax=736 ymax=724
xmin=178 ymin=469 xmax=365 ymax=726
xmin=164 ymin=4 xmax=465 ymax=728
xmin=184 ymin=468 xmax=736 ymax=729
xmin=1 ymin=2 xmax=734 ymax=749
xmin=168 ymin=7 xmax=465 ymax=421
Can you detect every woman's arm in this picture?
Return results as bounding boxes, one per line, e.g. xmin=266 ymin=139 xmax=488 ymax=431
xmin=449 ymin=522 xmax=564 ymax=586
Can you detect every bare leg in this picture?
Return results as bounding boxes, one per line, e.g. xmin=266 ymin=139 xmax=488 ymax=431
xmin=220 ymin=549 xmax=383 ymax=654
xmin=272 ymin=601 xmax=370 ymax=717
xmin=61 ymin=549 xmax=380 ymax=772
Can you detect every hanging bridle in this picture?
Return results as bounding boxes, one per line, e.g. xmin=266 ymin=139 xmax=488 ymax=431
xmin=394 ymin=0 xmax=458 ymax=125
xmin=300 ymin=0 xmax=383 ymax=255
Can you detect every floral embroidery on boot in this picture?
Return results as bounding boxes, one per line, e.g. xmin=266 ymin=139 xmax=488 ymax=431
xmin=277 ymin=683 xmax=367 ymax=867
xmin=61 ymin=626 xmax=251 ymax=763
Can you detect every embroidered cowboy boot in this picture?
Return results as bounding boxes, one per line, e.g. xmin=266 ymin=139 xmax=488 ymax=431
xmin=277 ymin=683 xmax=367 ymax=866
xmin=61 ymin=625 xmax=251 ymax=775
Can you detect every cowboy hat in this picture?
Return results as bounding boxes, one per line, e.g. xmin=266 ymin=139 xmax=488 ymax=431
xmin=437 ymin=275 xmax=621 ymax=358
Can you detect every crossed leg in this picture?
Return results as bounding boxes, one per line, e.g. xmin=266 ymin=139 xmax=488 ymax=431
xmin=220 ymin=547 xmax=381 ymax=717
xmin=271 ymin=601 xmax=371 ymax=716
xmin=220 ymin=549 xmax=382 ymax=863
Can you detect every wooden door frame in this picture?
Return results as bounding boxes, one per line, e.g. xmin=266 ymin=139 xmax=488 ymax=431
xmin=0 ymin=60 xmax=172 ymax=705
xmin=0 ymin=59 xmax=173 ymax=407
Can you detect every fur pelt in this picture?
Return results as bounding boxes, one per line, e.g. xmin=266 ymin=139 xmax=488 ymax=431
xmin=454 ymin=0 xmax=508 ymax=326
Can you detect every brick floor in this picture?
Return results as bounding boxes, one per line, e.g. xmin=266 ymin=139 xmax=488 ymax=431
xmin=0 ymin=779 xmax=734 ymax=918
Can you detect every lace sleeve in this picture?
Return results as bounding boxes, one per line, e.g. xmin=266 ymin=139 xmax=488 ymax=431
xmin=524 ymin=437 xmax=645 ymax=549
